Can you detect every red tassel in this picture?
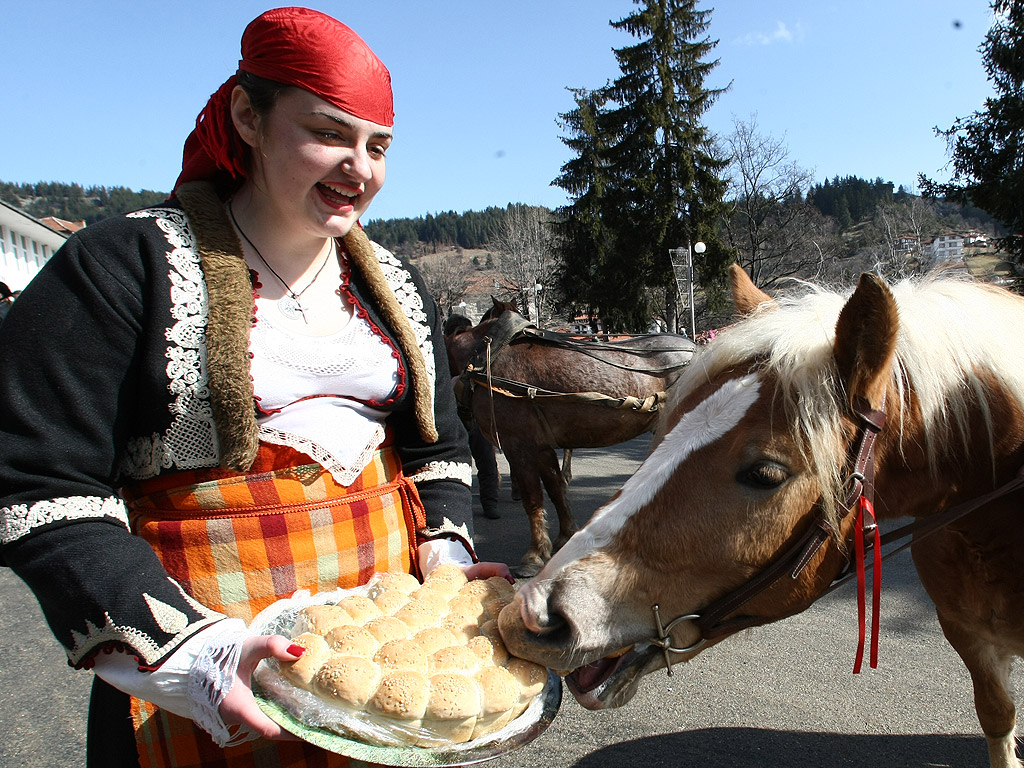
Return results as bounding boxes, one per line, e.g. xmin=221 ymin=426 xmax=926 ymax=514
xmin=866 ymin=497 xmax=882 ymax=669
xmin=853 ymin=498 xmax=867 ymax=674
xmin=852 ymin=495 xmax=882 ymax=673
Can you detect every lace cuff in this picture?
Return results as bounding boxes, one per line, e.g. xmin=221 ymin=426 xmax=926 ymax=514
xmin=187 ymin=618 xmax=255 ymax=747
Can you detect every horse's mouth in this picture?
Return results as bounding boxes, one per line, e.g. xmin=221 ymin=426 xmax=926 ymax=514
xmin=564 ymin=644 xmax=660 ymax=710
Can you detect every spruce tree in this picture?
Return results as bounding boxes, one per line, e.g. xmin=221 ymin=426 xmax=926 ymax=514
xmin=551 ymin=87 xmax=613 ymax=327
xmin=554 ymin=0 xmax=730 ymax=332
xmin=920 ymin=0 xmax=1024 ymax=265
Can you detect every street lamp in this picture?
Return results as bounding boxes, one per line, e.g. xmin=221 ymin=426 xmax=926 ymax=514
xmin=688 ymin=240 xmax=706 ymax=338
xmin=534 ymin=283 xmax=543 ymax=326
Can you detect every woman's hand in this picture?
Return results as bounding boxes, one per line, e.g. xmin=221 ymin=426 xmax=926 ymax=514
xmin=462 ymin=560 xmax=514 ymax=584
xmin=219 ymin=635 xmax=304 ymax=741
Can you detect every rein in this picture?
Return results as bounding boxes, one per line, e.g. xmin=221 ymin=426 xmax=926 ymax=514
xmin=651 ymin=395 xmax=1024 ymax=677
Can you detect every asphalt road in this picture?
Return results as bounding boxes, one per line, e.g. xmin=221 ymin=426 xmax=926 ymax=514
xmin=1 ymin=436 xmax=1015 ymax=767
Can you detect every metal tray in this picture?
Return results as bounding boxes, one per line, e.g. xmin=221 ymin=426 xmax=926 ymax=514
xmin=254 ymin=671 xmax=561 ymax=767
xmin=248 ymin=586 xmax=562 ymax=766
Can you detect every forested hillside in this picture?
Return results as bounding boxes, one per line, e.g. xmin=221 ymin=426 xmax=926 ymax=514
xmin=806 ymin=175 xmax=998 ymax=231
xmin=1 ymin=181 xmax=167 ymax=225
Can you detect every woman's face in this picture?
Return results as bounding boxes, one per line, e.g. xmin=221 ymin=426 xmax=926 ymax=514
xmin=235 ymin=86 xmax=392 ymax=239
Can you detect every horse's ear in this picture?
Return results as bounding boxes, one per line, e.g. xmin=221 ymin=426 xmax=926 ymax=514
xmin=833 ymin=272 xmax=898 ymax=409
xmin=730 ymin=264 xmax=773 ymax=315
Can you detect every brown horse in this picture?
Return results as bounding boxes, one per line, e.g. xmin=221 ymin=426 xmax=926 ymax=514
xmin=446 ymin=300 xmax=696 ymax=576
xmin=500 ymin=266 xmax=1024 ymax=768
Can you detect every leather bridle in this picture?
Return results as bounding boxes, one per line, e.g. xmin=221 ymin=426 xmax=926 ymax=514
xmin=651 ymin=393 xmax=1024 ymax=676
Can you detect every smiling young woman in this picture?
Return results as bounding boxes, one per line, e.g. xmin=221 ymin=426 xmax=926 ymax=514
xmin=0 ymin=8 xmax=509 ymax=768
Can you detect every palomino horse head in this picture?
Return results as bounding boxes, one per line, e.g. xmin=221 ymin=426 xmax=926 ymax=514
xmin=500 ymin=264 xmax=1024 ymax=716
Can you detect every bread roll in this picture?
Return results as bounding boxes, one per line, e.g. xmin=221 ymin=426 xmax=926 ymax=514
xmin=325 ymin=624 xmax=380 ymax=659
xmin=374 ymin=638 xmax=428 ymax=673
xmin=484 ymin=596 xmax=512 ymax=621
xmin=413 ymin=626 xmax=458 ymax=655
xmin=484 ymin=576 xmax=515 ymax=600
xmin=393 ymin=599 xmax=444 ymax=632
xmin=421 ymin=673 xmax=481 ymax=744
xmin=409 ymin=586 xmax=450 ymax=614
xmin=292 ymin=604 xmax=354 ymax=636
xmin=338 ymin=595 xmax=381 ymax=624
xmin=375 ymin=571 xmax=422 ymax=595
xmin=446 ymin=593 xmax=487 ymax=621
xmin=422 ymin=563 xmax=468 ymax=595
xmin=467 ymin=633 xmax=509 ymax=667
xmin=278 ymin=632 xmax=331 ymax=689
xmin=441 ymin=610 xmax=480 ymax=644
xmin=457 ymin=579 xmax=501 ymax=604
xmin=313 ymin=655 xmax=381 ymax=709
xmin=472 ymin=665 xmax=520 ymax=738
xmin=429 ymin=644 xmax=481 ymax=676
xmin=364 ymin=616 xmax=410 ymax=644
xmin=505 ymin=657 xmax=548 ymax=704
xmin=373 ymin=589 xmax=410 ymax=615
xmin=369 ymin=670 xmax=430 ymax=726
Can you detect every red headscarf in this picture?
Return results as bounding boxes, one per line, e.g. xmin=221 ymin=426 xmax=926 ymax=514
xmin=174 ymin=7 xmax=394 ymax=192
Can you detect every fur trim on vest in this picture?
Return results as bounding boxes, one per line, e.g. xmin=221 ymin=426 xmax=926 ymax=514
xmin=343 ymin=226 xmax=439 ymax=444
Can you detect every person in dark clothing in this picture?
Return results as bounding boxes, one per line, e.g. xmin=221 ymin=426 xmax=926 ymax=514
xmin=0 ymin=282 xmax=13 ymax=326
xmin=443 ymin=313 xmax=501 ymax=518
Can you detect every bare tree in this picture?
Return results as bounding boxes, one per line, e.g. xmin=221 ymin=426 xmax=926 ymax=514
xmin=490 ymin=204 xmax=558 ymax=325
xmin=418 ymin=251 xmax=475 ymax=317
xmin=722 ymin=115 xmax=842 ymax=287
xmin=867 ymin=197 xmax=941 ymax=279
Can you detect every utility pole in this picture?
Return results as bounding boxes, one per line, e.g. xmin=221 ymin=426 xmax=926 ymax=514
xmin=669 ymin=241 xmax=705 ymax=337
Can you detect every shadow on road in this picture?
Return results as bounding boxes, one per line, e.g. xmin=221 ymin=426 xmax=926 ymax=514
xmin=572 ymin=727 xmax=988 ymax=768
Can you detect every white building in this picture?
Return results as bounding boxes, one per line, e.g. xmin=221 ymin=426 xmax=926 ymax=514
xmin=0 ymin=199 xmax=72 ymax=290
xmin=924 ymin=233 xmax=964 ymax=266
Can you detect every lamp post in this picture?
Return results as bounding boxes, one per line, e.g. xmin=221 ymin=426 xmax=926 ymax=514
xmin=688 ymin=240 xmax=706 ymax=338
xmin=534 ymin=283 xmax=543 ymax=326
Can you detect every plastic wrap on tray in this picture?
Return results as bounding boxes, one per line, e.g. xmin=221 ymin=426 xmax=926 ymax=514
xmin=251 ymin=566 xmax=551 ymax=749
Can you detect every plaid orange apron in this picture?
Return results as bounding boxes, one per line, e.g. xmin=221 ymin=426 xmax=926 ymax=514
xmin=121 ymin=441 xmax=425 ymax=768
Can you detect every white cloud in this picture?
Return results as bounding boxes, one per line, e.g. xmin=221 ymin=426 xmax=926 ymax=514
xmin=736 ymin=21 xmax=797 ymax=46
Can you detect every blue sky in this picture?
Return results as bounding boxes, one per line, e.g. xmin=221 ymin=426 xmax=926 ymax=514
xmin=3 ymin=1 xmax=995 ymax=222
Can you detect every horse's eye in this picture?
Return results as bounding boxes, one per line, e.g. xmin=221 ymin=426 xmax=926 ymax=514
xmin=737 ymin=462 xmax=790 ymax=489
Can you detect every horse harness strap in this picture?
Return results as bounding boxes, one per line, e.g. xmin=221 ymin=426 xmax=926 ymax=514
xmin=515 ymin=326 xmax=694 ymax=375
xmin=465 ymin=372 xmax=669 ymax=413
xmin=653 ymin=393 xmax=1024 ymax=675
xmin=652 ymin=397 xmax=887 ymax=671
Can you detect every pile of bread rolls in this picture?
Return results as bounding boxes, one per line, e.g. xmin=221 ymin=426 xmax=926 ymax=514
xmin=276 ymin=564 xmax=549 ymax=747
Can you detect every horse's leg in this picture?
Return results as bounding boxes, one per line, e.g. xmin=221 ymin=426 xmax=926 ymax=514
xmin=539 ymin=447 xmax=577 ymax=553
xmin=561 ymin=449 xmax=573 ymax=485
xmin=913 ymin=536 xmax=1022 ymax=768
xmin=506 ymin=453 xmax=551 ymax=578
xmin=936 ymin=613 xmax=1019 ymax=768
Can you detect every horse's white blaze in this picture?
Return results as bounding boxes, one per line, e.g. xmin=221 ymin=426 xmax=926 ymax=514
xmin=520 ymin=374 xmax=762 ymax=613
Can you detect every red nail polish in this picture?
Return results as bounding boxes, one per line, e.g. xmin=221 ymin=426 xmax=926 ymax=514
xmin=287 ymin=644 xmax=306 ymax=657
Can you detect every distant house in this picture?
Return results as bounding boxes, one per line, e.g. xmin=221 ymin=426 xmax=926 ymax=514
xmin=39 ymin=216 xmax=86 ymax=237
xmin=0 ymin=200 xmax=72 ymax=290
xmin=570 ymin=314 xmax=605 ymax=336
xmin=893 ymin=234 xmax=921 ymax=256
xmin=923 ymin=233 xmax=964 ymax=266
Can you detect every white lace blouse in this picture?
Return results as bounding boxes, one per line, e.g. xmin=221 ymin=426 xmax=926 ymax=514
xmin=249 ymin=307 xmax=398 ymax=484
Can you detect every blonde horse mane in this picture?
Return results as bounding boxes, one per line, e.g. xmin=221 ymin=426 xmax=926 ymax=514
xmin=666 ymin=271 xmax=1024 ymax=529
